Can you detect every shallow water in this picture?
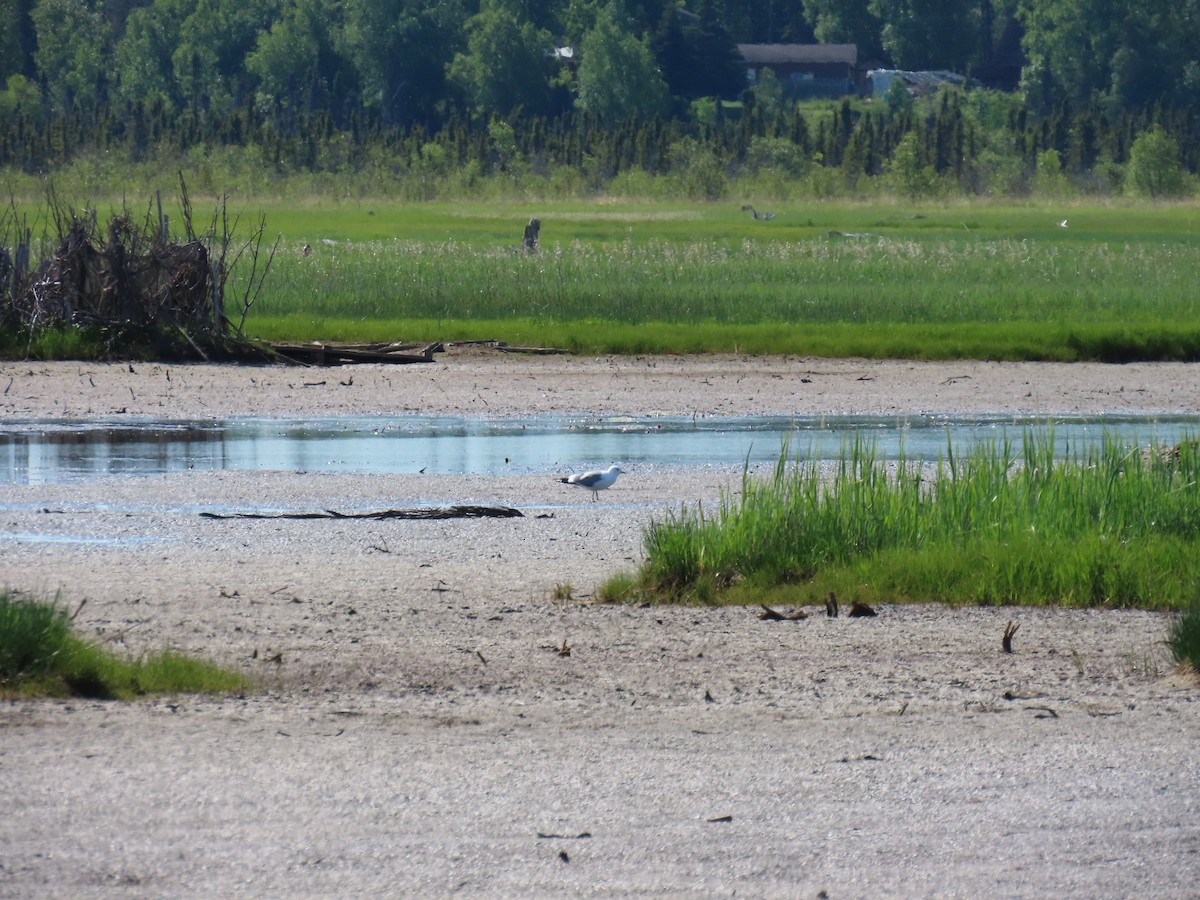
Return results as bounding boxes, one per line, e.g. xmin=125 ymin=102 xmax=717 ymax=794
xmin=2 ymin=413 xmax=1197 ymax=486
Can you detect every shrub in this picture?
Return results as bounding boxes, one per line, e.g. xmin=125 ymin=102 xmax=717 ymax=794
xmin=1031 ymin=148 xmax=1070 ymax=196
xmin=887 ymin=131 xmax=938 ymax=199
xmin=667 ymin=137 xmax=728 ymax=200
xmin=1127 ymin=126 xmax=1188 ymax=198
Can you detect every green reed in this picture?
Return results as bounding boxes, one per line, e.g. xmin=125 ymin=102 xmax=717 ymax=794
xmin=632 ymin=434 xmax=1200 ymax=609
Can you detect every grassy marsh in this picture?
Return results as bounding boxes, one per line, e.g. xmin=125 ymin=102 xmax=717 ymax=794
xmin=6 ymin=197 xmax=1200 ymax=359
xmin=235 ymin=200 xmax=1200 ymax=359
xmin=616 ymin=435 xmax=1200 ymax=611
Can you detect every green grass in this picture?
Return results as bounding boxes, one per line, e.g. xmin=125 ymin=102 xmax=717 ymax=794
xmin=0 ymin=325 xmax=107 ymax=360
xmin=259 ymin=235 xmax=1200 ymax=326
xmin=243 ymin=316 xmax=1200 ymax=361
xmin=0 ymin=590 xmax=247 ymax=699
xmin=1168 ymin=603 xmax=1200 ymax=670
xmin=249 ymin=197 xmax=1200 ymax=246
xmin=611 ymin=434 xmax=1200 ymax=610
xmin=220 ymin=200 xmax=1200 ymax=360
xmin=8 ymin=197 xmax=1200 ymax=360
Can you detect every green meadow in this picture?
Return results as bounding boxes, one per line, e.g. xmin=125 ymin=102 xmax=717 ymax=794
xmin=229 ymin=199 xmax=1200 ymax=359
xmin=5 ymin=193 xmax=1198 ymax=359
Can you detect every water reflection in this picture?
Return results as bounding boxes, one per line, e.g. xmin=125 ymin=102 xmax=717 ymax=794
xmin=2 ymin=413 xmax=1197 ymax=485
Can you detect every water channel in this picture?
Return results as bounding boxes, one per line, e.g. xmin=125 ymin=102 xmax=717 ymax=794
xmin=2 ymin=413 xmax=1197 ymax=486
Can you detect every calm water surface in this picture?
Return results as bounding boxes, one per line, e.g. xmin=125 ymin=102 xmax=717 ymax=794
xmin=2 ymin=413 xmax=1197 ymax=485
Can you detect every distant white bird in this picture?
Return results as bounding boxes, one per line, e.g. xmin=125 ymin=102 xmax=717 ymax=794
xmin=1059 ymin=219 xmax=1069 ymax=228
xmin=560 ymin=465 xmax=624 ymax=501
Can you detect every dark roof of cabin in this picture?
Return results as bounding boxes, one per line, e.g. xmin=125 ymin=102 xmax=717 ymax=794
xmin=737 ymin=44 xmax=858 ymax=66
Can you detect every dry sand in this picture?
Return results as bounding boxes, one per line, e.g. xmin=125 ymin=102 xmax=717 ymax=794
xmin=1 ymin=353 xmax=1198 ymax=898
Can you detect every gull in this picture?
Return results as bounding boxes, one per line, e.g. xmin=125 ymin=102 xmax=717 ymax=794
xmin=1059 ymin=219 xmax=1069 ymax=228
xmin=560 ymin=465 xmax=623 ymax=501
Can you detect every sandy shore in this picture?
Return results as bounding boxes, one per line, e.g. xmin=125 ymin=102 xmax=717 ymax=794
xmin=1 ymin=352 xmax=1198 ymax=898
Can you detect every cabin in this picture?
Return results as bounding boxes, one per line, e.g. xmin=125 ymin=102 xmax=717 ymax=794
xmin=738 ymin=44 xmax=860 ymax=99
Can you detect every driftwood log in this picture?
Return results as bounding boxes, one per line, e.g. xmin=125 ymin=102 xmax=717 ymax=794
xmin=758 ymin=604 xmax=808 ymax=621
xmin=266 ymin=340 xmax=442 ymax=365
xmin=266 ymin=339 xmax=571 ymax=364
xmin=200 ymin=505 xmax=523 ymax=521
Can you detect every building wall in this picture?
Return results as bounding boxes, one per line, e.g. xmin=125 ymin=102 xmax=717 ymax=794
xmin=747 ymin=62 xmax=855 ymax=99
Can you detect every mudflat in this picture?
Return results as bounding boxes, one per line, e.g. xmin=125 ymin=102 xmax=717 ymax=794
xmin=1 ymin=353 xmax=1197 ymax=898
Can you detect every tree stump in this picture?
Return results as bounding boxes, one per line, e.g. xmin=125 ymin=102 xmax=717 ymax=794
xmin=523 ymin=217 xmax=540 ymax=253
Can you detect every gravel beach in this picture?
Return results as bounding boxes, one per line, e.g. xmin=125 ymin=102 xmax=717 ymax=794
xmin=1 ymin=352 xmax=1198 ymax=898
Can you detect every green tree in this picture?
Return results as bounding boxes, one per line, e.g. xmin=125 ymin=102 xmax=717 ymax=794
xmin=487 ymin=116 xmax=519 ymax=172
xmin=447 ymin=0 xmax=561 ymax=118
xmin=172 ymin=0 xmax=280 ymax=115
xmin=0 ymin=0 xmax=37 ymax=80
xmin=1030 ymin=147 xmax=1068 ymax=195
xmin=340 ymin=0 xmax=462 ymax=126
xmin=883 ymin=77 xmax=913 ymax=118
xmin=1126 ymin=125 xmax=1187 ymax=198
xmin=1019 ymin=0 xmax=1200 ymax=112
xmin=745 ymin=134 xmax=810 ymax=177
xmin=871 ymin=0 xmax=979 ymax=71
xmin=748 ymin=65 xmax=785 ymax=119
xmin=560 ymin=0 xmax=600 ymax=44
xmin=686 ymin=0 xmax=746 ymax=100
xmin=668 ymin=135 xmax=727 ymax=199
xmin=803 ymin=0 xmax=884 ymax=62
xmin=246 ymin=0 xmax=343 ymax=113
xmin=575 ymin=3 xmax=669 ymax=124
xmin=650 ymin=4 xmax=691 ymax=102
xmin=724 ymin=0 xmax=816 ymax=42
xmin=114 ymin=0 xmax=190 ymax=111
xmin=0 ymin=73 xmax=45 ymax=125
xmin=31 ymin=0 xmax=109 ymax=115
xmin=886 ymin=128 xmax=937 ymax=198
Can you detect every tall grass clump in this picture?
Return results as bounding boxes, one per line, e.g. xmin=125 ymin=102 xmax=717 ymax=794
xmin=1168 ymin=603 xmax=1200 ymax=671
xmin=631 ymin=434 xmax=1200 ymax=609
xmin=0 ymin=590 xmax=246 ymax=699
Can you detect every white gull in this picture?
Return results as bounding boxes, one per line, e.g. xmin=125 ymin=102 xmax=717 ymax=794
xmin=560 ymin=465 xmax=624 ymax=501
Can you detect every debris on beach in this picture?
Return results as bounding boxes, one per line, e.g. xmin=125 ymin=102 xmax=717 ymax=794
xmin=1 ymin=179 xmax=275 ymax=360
xmin=266 ymin=340 xmax=442 ymax=365
xmin=199 ymin=505 xmax=524 ymax=521
xmin=847 ymin=600 xmax=878 ymax=617
xmin=1003 ymin=620 xmax=1020 ymax=653
xmin=758 ymin=604 xmax=808 ymax=621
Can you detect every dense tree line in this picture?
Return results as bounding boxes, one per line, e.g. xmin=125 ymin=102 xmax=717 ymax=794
xmin=0 ymin=0 xmax=1197 ymax=189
